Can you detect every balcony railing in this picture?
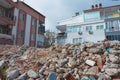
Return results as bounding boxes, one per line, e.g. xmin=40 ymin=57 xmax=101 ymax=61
xmin=105 ymin=29 xmax=120 ymax=32
xmin=38 ymin=24 xmax=45 ymax=33
xmin=0 ymin=13 xmax=15 ymax=25
xmin=0 ymin=33 xmax=12 ymax=39
xmin=57 ymin=32 xmax=67 ymax=38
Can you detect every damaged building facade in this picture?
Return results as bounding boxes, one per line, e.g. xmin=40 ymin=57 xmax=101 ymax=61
xmin=0 ymin=0 xmax=45 ymax=47
xmin=56 ymin=4 xmax=120 ymax=45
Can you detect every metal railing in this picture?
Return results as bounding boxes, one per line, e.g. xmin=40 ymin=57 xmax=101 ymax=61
xmin=0 ymin=33 xmax=12 ymax=39
xmin=105 ymin=29 xmax=120 ymax=32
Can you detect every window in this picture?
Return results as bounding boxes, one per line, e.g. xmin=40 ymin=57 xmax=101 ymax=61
xmin=37 ymin=34 xmax=44 ymax=46
xmin=86 ymin=26 xmax=92 ymax=31
xmin=38 ymin=34 xmax=44 ymax=42
xmin=0 ymin=8 xmax=5 ymax=16
xmin=96 ymin=25 xmax=104 ymax=30
xmin=18 ymin=29 xmax=24 ymax=38
xmin=73 ymin=38 xmax=82 ymax=44
xmin=0 ymin=27 xmax=2 ymax=33
xmin=20 ymin=12 xmax=25 ymax=21
xmin=38 ymin=23 xmax=45 ymax=33
xmin=8 ymin=10 xmax=12 ymax=18
xmin=84 ymin=11 xmax=100 ymax=22
xmin=32 ymin=18 xmax=36 ymax=26
xmin=31 ymin=34 xmax=35 ymax=41
xmin=67 ymin=26 xmax=81 ymax=33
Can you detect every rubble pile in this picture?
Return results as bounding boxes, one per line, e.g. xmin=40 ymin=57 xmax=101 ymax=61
xmin=0 ymin=41 xmax=120 ymax=80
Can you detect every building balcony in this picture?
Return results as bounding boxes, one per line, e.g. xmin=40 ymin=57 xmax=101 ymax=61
xmin=56 ymin=25 xmax=66 ymax=32
xmin=0 ymin=33 xmax=13 ymax=45
xmin=0 ymin=33 xmax=12 ymax=39
xmin=57 ymin=32 xmax=67 ymax=38
xmin=0 ymin=14 xmax=15 ymax=25
xmin=38 ymin=24 xmax=45 ymax=33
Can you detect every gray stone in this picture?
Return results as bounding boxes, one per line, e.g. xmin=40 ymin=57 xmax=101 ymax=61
xmin=49 ymin=67 xmax=56 ymax=72
xmin=59 ymin=59 xmax=68 ymax=67
xmin=43 ymin=70 xmax=49 ymax=76
xmin=61 ymin=49 xmax=67 ymax=53
xmin=98 ymin=73 xmax=106 ymax=80
xmin=28 ymin=78 xmax=34 ymax=80
xmin=9 ymin=59 xmax=15 ymax=65
xmin=27 ymin=69 xmax=38 ymax=78
xmin=105 ymin=68 xmax=118 ymax=76
xmin=16 ymin=73 xmax=27 ymax=80
xmin=7 ymin=69 xmax=20 ymax=80
xmin=36 ymin=78 xmax=40 ymax=80
xmin=56 ymin=68 xmax=65 ymax=73
xmin=109 ymin=54 xmax=118 ymax=63
xmin=61 ymin=53 xmax=68 ymax=59
xmin=109 ymin=64 xmax=119 ymax=68
xmin=56 ymin=74 xmax=64 ymax=80
xmin=0 ymin=60 xmax=5 ymax=67
xmin=6 ymin=52 xmax=14 ymax=56
xmin=88 ymin=48 xmax=100 ymax=53
xmin=68 ymin=57 xmax=77 ymax=67
xmin=39 ymin=74 xmax=44 ymax=78
xmin=75 ymin=74 xmax=80 ymax=80
xmin=109 ymin=49 xmax=119 ymax=54
xmin=86 ymin=42 xmax=95 ymax=48
xmin=39 ymin=68 xmax=45 ymax=74
xmin=104 ymin=74 xmax=111 ymax=80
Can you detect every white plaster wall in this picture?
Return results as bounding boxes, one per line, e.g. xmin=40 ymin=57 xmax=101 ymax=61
xmin=12 ymin=8 xmax=19 ymax=45
xmin=82 ymin=30 xmax=105 ymax=43
xmin=66 ymin=22 xmax=106 ymax=43
xmin=82 ymin=22 xmax=106 ymax=31
xmin=24 ymin=14 xmax=31 ymax=46
xmin=58 ymin=15 xmax=84 ymax=26
xmin=82 ymin=22 xmax=106 ymax=43
xmin=67 ymin=32 xmax=83 ymax=44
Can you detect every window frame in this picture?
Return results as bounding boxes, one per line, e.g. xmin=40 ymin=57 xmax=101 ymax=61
xmin=0 ymin=27 xmax=2 ymax=33
xmin=96 ymin=25 xmax=104 ymax=30
xmin=20 ymin=12 xmax=25 ymax=21
xmin=18 ymin=29 xmax=24 ymax=39
xmin=31 ymin=34 xmax=35 ymax=41
xmin=32 ymin=18 xmax=36 ymax=26
xmin=0 ymin=7 xmax=5 ymax=16
xmin=86 ymin=26 xmax=92 ymax=31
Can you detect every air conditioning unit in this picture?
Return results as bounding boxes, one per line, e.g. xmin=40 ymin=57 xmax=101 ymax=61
xmin=78 ymin=31 xmax=82 ymax=35
xmin=12 ymin=0 xmax=17 ymax=2
xmin=88 ymin=31 xmax=93 ymax=35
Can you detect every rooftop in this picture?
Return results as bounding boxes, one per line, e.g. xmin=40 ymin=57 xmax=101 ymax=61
xmin=84 ymin=4 xmax=120 ymax=13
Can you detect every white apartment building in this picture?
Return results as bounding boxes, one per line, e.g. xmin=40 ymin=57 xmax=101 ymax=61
xmin=56 ymin=4 xmax=120 ymax=45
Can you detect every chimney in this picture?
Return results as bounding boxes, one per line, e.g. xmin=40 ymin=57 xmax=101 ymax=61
xmin=92 ymin=5 xmax=94 ymax=10
xmin=99 ymin=3 xmax=102 ymax=9
xmin=95 ymin=4 xmax=98 ymax=9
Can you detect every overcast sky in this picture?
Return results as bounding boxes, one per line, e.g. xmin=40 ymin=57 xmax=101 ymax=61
xmin=24 ymin=0 xmax=120 ymax=31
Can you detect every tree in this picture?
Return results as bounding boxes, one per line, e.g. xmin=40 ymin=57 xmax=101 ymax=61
xmin=44 ymin=30 xmax=56 ymax=47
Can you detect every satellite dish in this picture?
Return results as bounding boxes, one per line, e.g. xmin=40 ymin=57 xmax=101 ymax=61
xmin=12 ymin=0 xmax=17 ymax=2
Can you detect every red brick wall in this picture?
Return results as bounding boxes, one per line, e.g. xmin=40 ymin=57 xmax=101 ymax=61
xmin=30 ymin=17 xmax=37 ymax=47
xmin=0 ymin=38 xmax=13 ymax=45
xmin=0 ymin=25 xmax=12 ymax=35
xmin=16 ymin=10 xmax=26 ymax=46
xmin=15 ymin=2 xmax=45 ymax=47
xmin=18 ymin=2 xmax=45 ymax=24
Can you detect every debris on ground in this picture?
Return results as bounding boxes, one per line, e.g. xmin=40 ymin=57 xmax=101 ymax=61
xmin=0 ymin=41 xmax=120 ymax=80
